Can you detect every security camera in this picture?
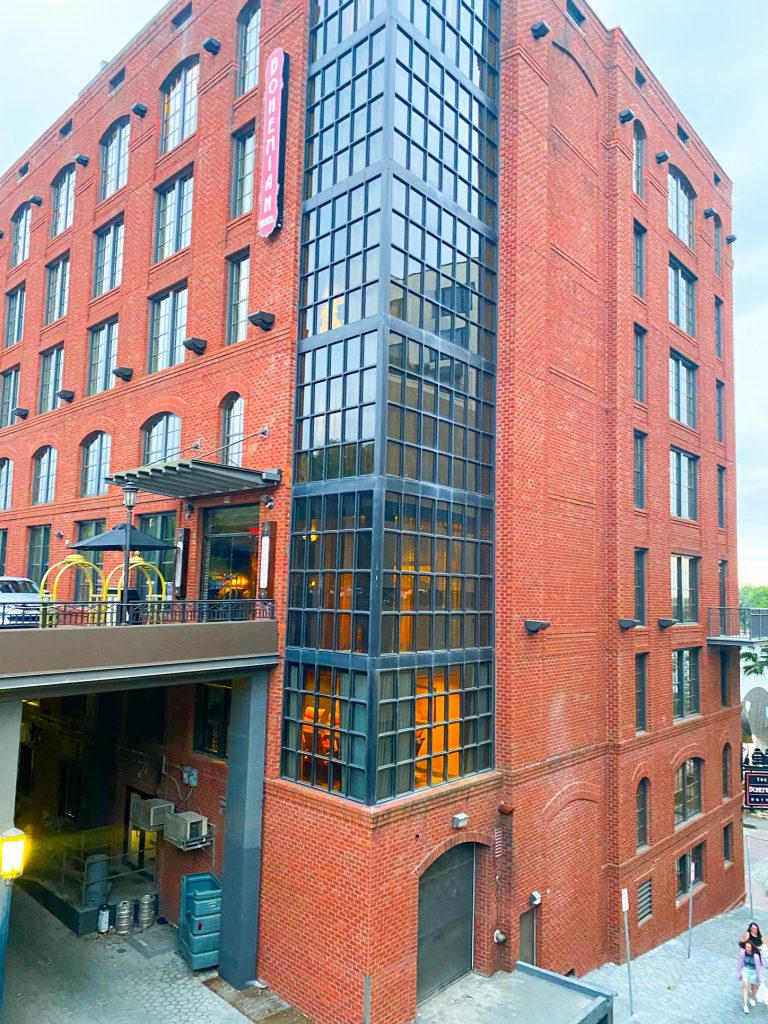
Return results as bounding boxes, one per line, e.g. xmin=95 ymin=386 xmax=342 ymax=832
xmin=529 ymin=891 xmax=542 ymax=906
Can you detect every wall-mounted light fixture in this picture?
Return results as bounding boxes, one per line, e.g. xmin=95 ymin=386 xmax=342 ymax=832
xmin=261 ymin=495 xmax=275 ymax=511
xmin=618 ymin=618 xmax=640 ymax=631
xmin=131 ymin=102 xmax=148 ymax=118
xmin=248 ymin=310 xmax=276 ymax=331
xmin=183 ymin=502 xmax=195 ymax=521
xmin=618 ymin=108 xmax=635 ymax=124
xmin=524 ymin=619 xmax=551 ymax=635
xmin=29 ymin=195 xmax=43 ymax=206
xmin=11 ymin=407 xmax=29 ymax=420
xmin=703 ymin=207 xmax=717 ymax=219
xmin=451 ymin=813 xmax=469 ymax=830
xmin=531 ymin=20 xmax=550 ymax=39
xmin=112 ymin=366 xmax=133 ymax=382
xmin=202 ymin=37 xmax=221 ymax=55
xmin=56 ymin=389 xmax=75 ymax=403
xmin=726 ymin=234 xmax=737 ymax=244
xmin=182 ymin=337 xmax=207 ymax=356
xmin=655 ymin=150 xmax=670 ymax=164
xmin=75 ymin=154 xmax=89 ymax=167
xmin=658 ymin=617 xmax=678 ymax=629
xmin=54 ymin=531 xmax=64 ymax=540
xmin=0 ymin=231 xmax=4 ymax=240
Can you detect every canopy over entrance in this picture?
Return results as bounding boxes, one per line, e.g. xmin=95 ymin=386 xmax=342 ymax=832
xmin=107 ymin=459 xmax=281 ymax=499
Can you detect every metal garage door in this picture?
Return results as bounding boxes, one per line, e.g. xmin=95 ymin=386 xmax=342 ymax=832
xmin=416 ymin=843 xmax=475 ymax=1002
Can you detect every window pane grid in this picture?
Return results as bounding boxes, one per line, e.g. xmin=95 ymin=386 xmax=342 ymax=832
xmin=81 ymin=433 xmax=112 ymax=497
xmin=51 ymin=166 xmax=75 ymax=236
xmin=674 ymin=759 xmax=702 ymax=825
xmin=87 ymin=321 xmax=118 ymax=395
xmin=94 ymin=220 xmax=124 ymax=296
xmin=0 ymin=367 xmax=20 ymax=428
xmin=39 ymin=346 xmax=64 ymax=413
xmin=668 ymin=169 xmax=695 ymax=247
xmin=227 ymin=255 xmax=250 ymax=344
xmin=222 ymin=396 xmax=245 ymax=466
xmin=144 ymin=413 xmax=182 ymax=463
xmin=668 ymin=257 xmax=696 ymax=336
xmin=636 ymin=779 xmax=649 ymax=848
xmin=238 ymin=3 xmax=262 ymax=95
xmin=633 ymin=325 xmax=645 ymax=402
xmin=668 ymin=350 xmax=697 ymax=427
xmin=27 ymin=525 xmax=51 ymax=585
xmin=11 ymin=206 xmax=31 ymax=267
xmin=635 ymin=652 xmax=647 ymax=732
xmin=5 ymin=286 xmax=25 ymax=347
xmin=162 ymin=62 xmax=199 ymax=152
xmin=156 ymin=173 xmax=193 ymax=261
xmin=149 ymin=285 xmax=188 ymax=372
xmin=714 ymin=298 xmax=723 ymax=358
xmin=634 ymin=548 xmax=646 ymax=625
xmin=717 ymin=466 xmax=726 ymax=528
xmin=671 ymin=555 xmax=699 ymax=623
xmin=32 ymin=446 xmax=57 ymax=505
xmin=716 ymin=381 xmax=725 ymax=442
xmin=101 ymin=121 xmax=130 ymax=199
xmin=670 ymin=448 xmax=698 ymax=520
xmin=672 ymin=648 xmax=700 ymax=719
xmin=232 ymin=129 xmax=255 ymax=216
xmin=633 ymin=221 xmax=645 ymax=298
xmin=0 ymin=459 xmax=13 ymax=511
xmin=633 ymin=431 xmax=646 ymax=508
xmin=45 ymin=255 xmax=70 ymax=324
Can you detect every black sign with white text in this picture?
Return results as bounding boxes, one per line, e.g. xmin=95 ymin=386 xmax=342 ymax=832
xmin=745 ymin=772 xmax=768 ymax=807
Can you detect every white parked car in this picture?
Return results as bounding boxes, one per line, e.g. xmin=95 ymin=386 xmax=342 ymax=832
xmin=0 ymin=577 xmax=42 ymax=627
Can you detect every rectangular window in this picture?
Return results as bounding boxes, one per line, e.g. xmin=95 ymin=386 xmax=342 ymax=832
xmin=673 ymin=648 xmax=700 ymax=719
xmin=136 ymin=512 xmax=176 ymax=596
xmin=227 ymin=253 xmax=250 ymax=344
xmin=73 ymin=520 xmax=105 ymax=601
xmin=0 ymin=366 xmax=20 ymax=428
xmin=51 ymin=166 xmax=75 ymax=236
xmin=149 ymin=284 xmax=188 ymax=372
xmin=670 ymin=448 xmax=698 ymax=520
xmin=634 ymin=548 xmax=647 ymax=625
xmin=0 ymin=529 xmax=6 ymax=575
xmin=94 ymin=219 xmax=124 ymax=296
xmin=155 ymin=172 xmax=193 ymax=261
xmin=720 ymin=649 xmax=730 ymax=707
xmin=633 ymin=431 xmax=646 ymax=509
xmin=232 ymin=127 xmax=255 ymax=217
xmin=45 ymin=254 xmax=70 ymax=324
xmin=100 ymin=120 xmax=130 ymax=199
xmin=194 ymin=683 xmax=231 ymax=758
xmin=566 ymin=0 xmax=585 ymax=25
xmin=38 ymin=345 xmax=64 ymax=414
xmin=671 ymin=555 xmax=699 ymax=622
xmin=669 ymin=351 xmax=697 ymax=427
xmin=633 ymin=221 xmax=646 ymax=298
xmin=714 ymin=298 xmax=723 ymax=358
xmin=5 ymin=285 xmax=25 ymax=347
xmin=11 ymin=206 xmax=31 ymax=267
xmin=635 ymin=652 xmax=648 ymax=732
xmin=676 ymin=843 xmax=704 ymax=896
xmin=638 ymin=879 xmax=653 ymax=923
xmin=716 ymin=381 xmax=725 ymax=442
xmin=668 ymin=256 xmax=696 ymax=336
xmin=723 ymin=823 xmax=733 ymax=864
xmin=719 ymin=559 xmax=728 ymax=609
xmin=674 ymin=759 xmax=703 ymax=825
xmin=27 ymin=525 xmax=51 ymax=585
xmin=714 ymin=220 xmax=723 ymax=276
xmin=717 ymin=466 xmax=726 ymax=528
xmin=87 ymin=320 xmax=118 ymax=395
xmin=633 ymin=325 xmax=646 ymax=403
xmin=162 ymin=60 xmax=199 ymax=153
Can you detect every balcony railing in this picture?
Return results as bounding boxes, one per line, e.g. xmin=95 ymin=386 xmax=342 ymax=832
xmin=0 ymin=598 xmax=275 ymax=629
xmin=707 ymin=607 xmax=768 ymax=644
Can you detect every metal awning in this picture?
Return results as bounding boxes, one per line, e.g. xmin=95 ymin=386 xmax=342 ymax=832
xmin=107 ymin=459 xmax=281 ymax=499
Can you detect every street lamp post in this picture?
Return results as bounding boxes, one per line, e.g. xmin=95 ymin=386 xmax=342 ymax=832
xmin=121 ymin=483 xmax=138 ymax=625
xmin=0 ymin=828 xmax=26 ymax=1015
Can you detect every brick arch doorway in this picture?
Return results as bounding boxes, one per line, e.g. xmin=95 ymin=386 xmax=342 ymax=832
xmin=416 ymin=842 xmax=476 ymax=1003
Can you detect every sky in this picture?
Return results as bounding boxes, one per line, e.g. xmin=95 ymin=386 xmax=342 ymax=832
xmin=0 ymin=0 xmax=765 ymax=585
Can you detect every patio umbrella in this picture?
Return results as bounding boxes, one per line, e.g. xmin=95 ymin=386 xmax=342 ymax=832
xmin=69 ymin=522 xmax=176 ymax=552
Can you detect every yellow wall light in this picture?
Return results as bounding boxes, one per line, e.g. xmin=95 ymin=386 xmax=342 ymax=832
xmin=0 ymin=828 xmax=26 ymax=880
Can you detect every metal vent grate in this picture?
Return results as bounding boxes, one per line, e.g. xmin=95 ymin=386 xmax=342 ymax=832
xmin=638 ymin=879 xmax=653 ymax=922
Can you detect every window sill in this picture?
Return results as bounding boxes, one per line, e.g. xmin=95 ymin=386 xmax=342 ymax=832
xmin=676 ymin=882 xmax=705 ymax=908
xmin=674 ymin=809 xmax=703 ymax=830
xmin=669 ymin=418 xmax=699 ymax=438
xmin=157 ymin=134 xmax=197 ymax=174
xmin=234 ymin=87 xmax=259 ymax=113
xmin=47 ymin=226 xmax=72 ymax=250
xmin=672 ymin=714 xmax=702 ymax=728
xmin=96 ymin=185 xmax=127 ymax=211
xmin=670 ymin=515 xmax=699 ymax=527
xmin=668 ymin=230 xmax=697 ymax=262
xmin=89 ymin=288 xmax=121 ymax=310
xmin=668 ymin=321 xmax=697 ymax=345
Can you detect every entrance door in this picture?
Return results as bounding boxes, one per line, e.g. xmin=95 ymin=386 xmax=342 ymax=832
xmin=519 ymin=907 xmax=537 ymax=964
xmin=417 ymin=844 xmax=475 ymax=1002
xmin=202 ymin=505 xmax=260 ymax=603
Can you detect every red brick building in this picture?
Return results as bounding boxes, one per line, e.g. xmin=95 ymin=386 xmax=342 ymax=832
xmin=0 ymin=0 xmax=744 ymax=1021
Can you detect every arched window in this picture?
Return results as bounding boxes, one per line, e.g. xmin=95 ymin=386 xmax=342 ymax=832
xmin=636 ymin=778 xmax=650 ymax=849
xmin=32 ymin=446 xmax=57 ymax=505
xmin=143 ymin=413 xmax=182 ymax=463
xmin=10 ymin=204 xmax=31 ymax=267
xmin=713 ymin=214 xmax=723 ymax=276
xmin=722 ymin=743 xmax=731 ymax=798
xmin=221 ymin=394 xmax=244 ymax=466
xmin=100 ymin=118 xmax=130 ymax=199
xmin=81 ymin=432 xmax=112 ymax=497
xmin=0 ymin=458 xmax=13 ymax=510
xmin=668 ymin=167 xmax=696 ymax=247
xmin=674 ymin=757 xmax=703 ymax=824
xmin=632 ymin=121 xmax=646 ymax=198
xmin=51 ymin=165 xmax=76 ymax=236
xmin=238 ymin=1 xmax=262 ymax=96
xmin=161 ymin=59 xmax=199 ymax=153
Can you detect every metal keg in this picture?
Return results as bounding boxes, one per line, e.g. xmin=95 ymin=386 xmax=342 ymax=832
xmin=115 ymin=899 xmax=134 ymax=935
xmin=137 ymin=894 xmax=155 ymax=931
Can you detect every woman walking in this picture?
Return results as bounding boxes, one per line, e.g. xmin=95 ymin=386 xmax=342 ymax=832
xmin=738 ymin=939 xmax=763 ymax=1014
xmin=743 ymin=923 xmax=764 ymax=950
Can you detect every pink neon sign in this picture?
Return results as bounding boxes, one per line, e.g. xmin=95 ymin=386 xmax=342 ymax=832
xmin=258 ymin=48 xmax=289 ymax=238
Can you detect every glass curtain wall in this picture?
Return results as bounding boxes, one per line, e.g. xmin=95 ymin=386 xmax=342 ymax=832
xmin=282 ymin=0 xmax=499 ymax=804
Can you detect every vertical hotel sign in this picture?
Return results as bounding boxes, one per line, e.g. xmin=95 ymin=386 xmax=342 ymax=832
xmin=258 ymin=48 xmax=289 ymax=238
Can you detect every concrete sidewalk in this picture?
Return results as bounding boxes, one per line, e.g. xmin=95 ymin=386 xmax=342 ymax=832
xmin=585 ymin=902 xmax=758 ymax=1024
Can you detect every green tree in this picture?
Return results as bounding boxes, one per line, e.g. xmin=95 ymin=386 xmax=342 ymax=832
xmin=742 ymin=645 xmax=768 ymax=676
xmin=740 ymin=585 xmax=768 ymax=608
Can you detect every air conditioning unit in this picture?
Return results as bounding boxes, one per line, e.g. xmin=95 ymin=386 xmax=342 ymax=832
xmin=164 ymin=810 xmax=209 ymax=849
xmin=130 ymin=797 xmax=174 ymax=833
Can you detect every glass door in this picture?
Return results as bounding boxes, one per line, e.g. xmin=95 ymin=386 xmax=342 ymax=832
xmin=202 ymin=504 xmax=261 ymax=601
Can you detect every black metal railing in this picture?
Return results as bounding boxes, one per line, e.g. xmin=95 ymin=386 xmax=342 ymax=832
xmin=707 ymin=607 xmax=768 ymax=642
xmin=0 ymin=598 xmax=275 ymax=628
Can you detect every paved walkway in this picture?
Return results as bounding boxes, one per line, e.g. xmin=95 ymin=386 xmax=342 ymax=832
xmin=4 ymin=886 xmax=247 ymax=1024
xmin=585 ymin=902 xmax=761 ymax=1023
